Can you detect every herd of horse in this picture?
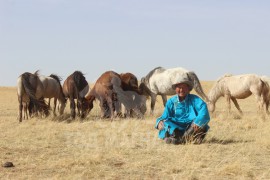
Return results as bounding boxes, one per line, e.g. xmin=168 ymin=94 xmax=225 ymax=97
xmin=16 ymin=67 xmax=270 ymax=122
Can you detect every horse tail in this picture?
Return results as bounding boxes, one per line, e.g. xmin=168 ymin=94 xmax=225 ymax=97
xmin=260 ymin=76 xmax=270 ymax=110
xmin=21 ymin=73 xmax=50 ymax=116
xmin=187 ymin=71 xmax=210 ymax=102
xmin=49 ymin=74 xmax=66 ymax=100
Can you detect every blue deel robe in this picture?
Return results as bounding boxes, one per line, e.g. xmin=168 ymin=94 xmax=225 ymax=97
xmin=155 ymin=94 xmax=210 ymax=139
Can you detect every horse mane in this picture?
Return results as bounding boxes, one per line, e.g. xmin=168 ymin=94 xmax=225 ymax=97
xmin=216 ymin=73 xmax=233 ymax=82
xmin=142 ymin=67 xmax=165 ymax=84
xmin=72 ymin=71 xmax=88 ymax=92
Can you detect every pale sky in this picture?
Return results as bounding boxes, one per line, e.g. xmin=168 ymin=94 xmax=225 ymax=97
xmin=1 ymin=0 xmax=270 ymax=86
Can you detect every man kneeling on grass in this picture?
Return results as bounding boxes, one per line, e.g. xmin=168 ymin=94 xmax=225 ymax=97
xmin=155 ymin=75 xmax=210 ymax=145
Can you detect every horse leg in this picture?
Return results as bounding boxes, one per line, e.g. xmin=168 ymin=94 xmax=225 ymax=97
xmin=231 ymin=97 xmax=243 ymax=115
xmin=19 ymin=97 xmax=23 ymax=122
xmin=161 ymin=95 xmax=167 ymax=107
xmin=106 ymin=95 xmax=114 ymax=119
xmin=225 ymin=95 xmax=231 ymax=114
xmin=100 ymin=98 xmax=109 ymax=118
xmin=53 ymin=98 xmax=57 ymax=116
xmin=76 ymin=99 xmax=80 ymax=117
xmin=23 ymin=102 xmax=28 ymax=120
xmin=70 ymin=98 xmax=76 ymax=119
xmin=150 ymin=93 xmax=157 ymax=114
xmin=48 ymin=98 xmax=51 ymax=110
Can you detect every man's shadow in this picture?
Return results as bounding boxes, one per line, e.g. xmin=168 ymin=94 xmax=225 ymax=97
xmin=205 ymin=137 xmax=253 ymax=144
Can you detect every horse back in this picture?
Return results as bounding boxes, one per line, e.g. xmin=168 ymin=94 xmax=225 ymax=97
xmin=120 ymin=72 xmax=140 ymax=94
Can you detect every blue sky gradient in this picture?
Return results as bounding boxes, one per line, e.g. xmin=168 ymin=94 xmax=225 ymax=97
xmin=1 ymin=0 xmax=270 ymax=86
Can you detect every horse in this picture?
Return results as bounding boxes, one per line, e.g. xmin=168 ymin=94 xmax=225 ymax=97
xmin=112 ymin=76 xmax=147 ymax=118
xmin=63 ymin=71 xmax=92 ymax=119
xmin=207 ymin=74 xmax=270 ymax=115
xmin=17 ymin=71 xmax=50 ymax=122
xmin=39 ymin=74 xmax=66 ymax=116
xmin=85 ymin=71 xmax=146 ymax=119
xmin=139 ymin=67 xmax=209 ymax=114
xmin=85 ymin=71 xmax=121 ymax=119
xmin=120 ymin=72 xmax=141 ymax=94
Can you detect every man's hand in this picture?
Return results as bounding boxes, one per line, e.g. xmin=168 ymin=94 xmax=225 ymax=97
xmin=192 ymin=123 xmax=200 ymax=132
xmin=157 ymin=120 xmax=164 ymax=130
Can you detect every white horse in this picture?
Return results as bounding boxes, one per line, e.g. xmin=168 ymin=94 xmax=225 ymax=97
xmin=139 ymin=67 xmax=209 ymax=114
xmin=111 ymin=76 xmax=147 ymax=119
xmin=208 ymin=74 xmax=269 ymax=115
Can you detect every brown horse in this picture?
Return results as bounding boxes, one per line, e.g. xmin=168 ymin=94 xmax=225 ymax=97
xmin=85 ymin=71 xmax=120 ymax=118
xmin=17 ymin=71 xmax=50 ymax=122
xmin=85 ymin=71 xmax=146 ymax=118
xmin=63 ymin=71 xmax=92 ymax=119
xmin=120 ymin=72 xmax=141 ymax=94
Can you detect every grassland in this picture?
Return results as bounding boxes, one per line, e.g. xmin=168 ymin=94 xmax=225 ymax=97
xmin=1 ymin=82 xmax=270 ymax=179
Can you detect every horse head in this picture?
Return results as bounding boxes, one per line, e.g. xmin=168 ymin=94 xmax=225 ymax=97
xmin=139 ymin=81 xmax=152 ymax=97
xmin=207 ymin=101 xmax=215 ymax=113
xmin=82 ymin=94 xmax=95 ymax=118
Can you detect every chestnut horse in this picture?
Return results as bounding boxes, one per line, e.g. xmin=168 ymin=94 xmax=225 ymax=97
xmin=85 ymin=71 xmax=120 ymax=118
xmin=120 ymin=72 xmax=141 ymax=94
xmin=17 ymin=71 xmax=50 ymax=122
xmin=63 ymin=71 xmax=92 ymax=119
xmin=85 ymin=71 xmax=146 ymax=118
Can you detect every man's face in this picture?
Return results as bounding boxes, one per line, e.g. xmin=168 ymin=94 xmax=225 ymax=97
xmin=175 ymin=83 xmax=190 ymax=99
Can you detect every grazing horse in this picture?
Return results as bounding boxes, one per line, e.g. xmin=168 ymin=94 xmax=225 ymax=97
xmin=139 ymin=67 xmax=209 ymax=114
xmin=17 ymin=71 xmax=50 ymax=122
xmin=85 ymin=71 xmax=121 ymax=118
xmin=208 ymin=74 xmax=269 ymax=115
xmin=63 ymin=71 xmax=91 ymax=119
xmin=39 ymin=74 xmax=66 ymax=116
xmin=85 ymin=71 xmax=146 ymax=118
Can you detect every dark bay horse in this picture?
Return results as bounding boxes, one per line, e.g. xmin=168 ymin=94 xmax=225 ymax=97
xmin=63 ymin=71 xmax=92 ymax=119
xmin=139 ymin=67 xmax=209 ymax=114
xmin=17 ymin=71 xmax=50 ymax=122
xmin=85 ymin=71 xmax=146 ymax=118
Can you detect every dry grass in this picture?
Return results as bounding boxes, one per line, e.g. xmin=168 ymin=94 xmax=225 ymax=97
xmin=1 ymin=82 xmax=270 ymax=179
